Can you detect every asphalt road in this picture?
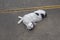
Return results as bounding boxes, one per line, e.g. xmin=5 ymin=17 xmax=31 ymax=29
xmin=0 ymin=0 xmax=60 ymax=9
xmin=0 ymin=0 xmax=60 ymax=40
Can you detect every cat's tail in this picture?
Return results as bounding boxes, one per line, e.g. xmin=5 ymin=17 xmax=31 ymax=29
xmin=18 ymin=16 xmax=23 ymax=24
xmin=18 ymin=16 xmax=22 ymax=19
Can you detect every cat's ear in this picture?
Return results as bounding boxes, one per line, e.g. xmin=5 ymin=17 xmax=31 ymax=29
xmin=45 ymin=13 xmax=47 ymax=18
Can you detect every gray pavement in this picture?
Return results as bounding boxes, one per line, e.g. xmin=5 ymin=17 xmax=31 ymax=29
xmin=0 ymin=0 xmax=60 ymax=9
xmin=0 ymin=0 xmax=60 ymax=40
xmin=0 ymin=9 xmax=60 ymax=40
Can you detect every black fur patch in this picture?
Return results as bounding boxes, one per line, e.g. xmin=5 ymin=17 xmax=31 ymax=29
xmin=35 ymin=13 xmax=39 ymax=16
xmin=41 ymin=14 xmax=45 ymax=19
xmin=41 ymin=13 xmax=47 ymax=19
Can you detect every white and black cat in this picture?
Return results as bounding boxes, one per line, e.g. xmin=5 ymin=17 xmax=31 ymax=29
xmin=18 ymin=10 xmax=47 ymax=31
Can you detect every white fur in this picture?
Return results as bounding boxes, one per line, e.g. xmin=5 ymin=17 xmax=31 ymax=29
xmin=18 ymin=10 xmax=46 ymax=30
